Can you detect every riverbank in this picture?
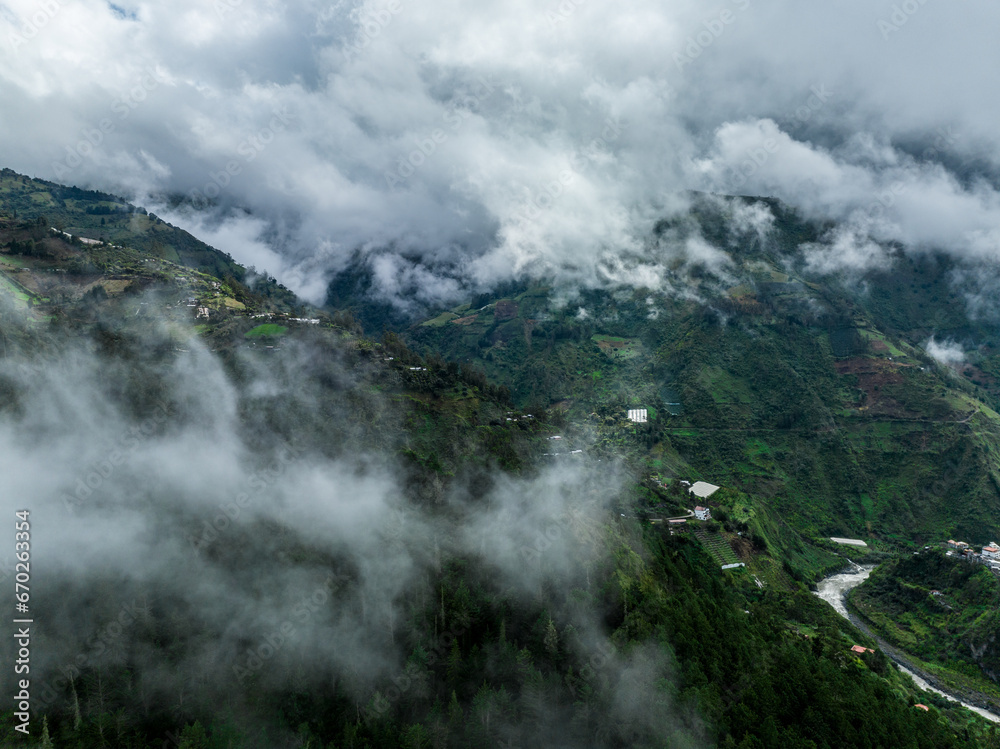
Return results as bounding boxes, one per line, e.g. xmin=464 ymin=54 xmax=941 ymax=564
xmin=815 ymin=565 xmax=1000 ymax=723
xmin=846 ymin=597 xmax=1000 ymax=720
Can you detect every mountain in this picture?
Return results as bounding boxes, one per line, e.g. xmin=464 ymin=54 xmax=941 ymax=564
xmin=2 ymin=169 xmax=1000 ymax=747
xmin=0 ymin=168 xmax=301 ymax=315
xmin=850 ymin=549 xmax=1000 ymax=705
xmin=339 ymin=194 xmax=1000 ymax=550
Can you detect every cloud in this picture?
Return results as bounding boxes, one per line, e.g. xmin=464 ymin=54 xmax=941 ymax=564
xmin=2 ymin=0 xmax=1000 ymax=306
xmin=924 ymin=337 xmax=965 ymax=366
xmin=0 ymin=308 xmax=696 ymax=744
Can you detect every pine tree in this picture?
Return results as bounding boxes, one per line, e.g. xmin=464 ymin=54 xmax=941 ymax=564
xmin=543 ymin=618 xmax=559 ymax=656
xmin=71 ymin=677 xmax=82 ymax=732
xmin=40 ymin=717 xmax=54 ymax=748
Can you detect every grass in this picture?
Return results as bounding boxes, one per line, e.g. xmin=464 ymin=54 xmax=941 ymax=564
xmin=245 ymin=323 xmax=288 ymax=338
xmin=592 ymin=334 xmax=641 ymax=360
xmin=421 ymin=311 xmax=459 ymax=327
xmin=860 ymin=329 xmax=907 ymax=358
xmin=0 ymin=272 xmax=32 ymax=304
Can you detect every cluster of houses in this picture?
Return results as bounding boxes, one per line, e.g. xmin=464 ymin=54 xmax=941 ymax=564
xmin=945 ymin=539 xmax=1000 ymax=572
xmin=653 ymin=479 xmax=721 ymax=529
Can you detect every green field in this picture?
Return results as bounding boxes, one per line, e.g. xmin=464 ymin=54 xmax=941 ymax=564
xmin=244 ymin=323 xmax=288 ymax=338
xmin=0 ymin=271 xmax=32 ymax=304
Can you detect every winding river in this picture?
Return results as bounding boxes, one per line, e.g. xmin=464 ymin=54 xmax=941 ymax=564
xmin=814 ymin=563 xmax=1000 ymax=724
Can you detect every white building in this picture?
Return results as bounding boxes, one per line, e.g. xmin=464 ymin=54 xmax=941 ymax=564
xmin=627 ymin=409 xmax=648 ymax=423
xmin=694 ymin=506 xmax=712 ymax=521
xmin=830 ymin=537 xmax=868 ymax=548
xmin=982 ymin=544 xmax=1000 ymax=560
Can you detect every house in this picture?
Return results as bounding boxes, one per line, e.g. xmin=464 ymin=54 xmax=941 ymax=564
xmin=694 ymin=506 xmax=712 ymax=521
xmin=689 ymin=481 xmax=721 ymax=499
xmin=668 ymin=518 xmax=687 ymax=525
xmin=982 ymin=544 xmax=1000 ymax=560
xmin=914 ymin=704 xmax=929 ymax=712
xmin=850 ymin=645 xmax=873 ymax=654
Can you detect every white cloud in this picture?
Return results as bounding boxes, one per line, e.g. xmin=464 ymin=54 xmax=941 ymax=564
xmin=924 ymin=337 xmax=965 ymax=366
xmin=1 ymin=0 xmax=1000 ymax=302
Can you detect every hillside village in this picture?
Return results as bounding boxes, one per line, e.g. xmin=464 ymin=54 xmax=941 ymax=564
xmin=943 ymin=538 xmax=1000 ymax=574
xmin=0 ymin=218 xmax=328 ymax=347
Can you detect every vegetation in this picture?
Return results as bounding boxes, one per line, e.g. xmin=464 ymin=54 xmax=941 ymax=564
xmin=244 ymin=323 xmax=289 ymax=338
xmin=381 ymin=197 xmax=1000 ymax=553
xmin=1 ymin=170 xmax=999 ymax=746
xmin=850 ymin=550 xmax=1000 ymax=705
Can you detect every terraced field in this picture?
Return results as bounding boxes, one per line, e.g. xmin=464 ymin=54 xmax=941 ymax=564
xmin=694 ymin=527 xmax=742 ymax=567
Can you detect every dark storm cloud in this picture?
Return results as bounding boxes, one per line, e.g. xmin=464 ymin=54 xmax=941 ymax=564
xmin=1 ymin=0 xmax=998 ymax=303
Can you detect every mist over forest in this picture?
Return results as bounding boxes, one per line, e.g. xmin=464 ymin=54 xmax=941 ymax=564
xmin=3 ymin=1 xmax=1000 ymax=747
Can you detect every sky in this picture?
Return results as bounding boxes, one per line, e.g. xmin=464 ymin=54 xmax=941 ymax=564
xmin=1 ymin=0 xmax=999 ymax=307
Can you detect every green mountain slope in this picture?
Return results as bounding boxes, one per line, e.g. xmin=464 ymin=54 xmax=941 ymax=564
xmin=0 ymin=167 xmax=299 ymax=310
xmin=397 ymin=197 xmax=1000 ymax=550
xmin=850 ymin=549 xmax=1000 ymax=706
xmin=2 ymin=169 xmax=999 ymax=747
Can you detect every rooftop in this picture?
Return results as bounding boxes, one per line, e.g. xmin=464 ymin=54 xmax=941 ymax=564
xmin=689 ymin=481 xmax=720 ymax=498
xmin=830 ymin=537 xmax=868 ymax=547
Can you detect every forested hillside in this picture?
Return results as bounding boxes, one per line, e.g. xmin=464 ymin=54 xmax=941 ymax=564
xmin=1 ymin=170 xmax=998 ymax=747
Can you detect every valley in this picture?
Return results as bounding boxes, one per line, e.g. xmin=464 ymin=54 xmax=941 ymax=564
xmin=1 ymin=171 xmax=1000 ymax=747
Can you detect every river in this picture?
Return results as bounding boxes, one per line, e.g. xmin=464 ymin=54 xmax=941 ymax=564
xmin=814 ymin=563 xmax=1000 ymax=724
